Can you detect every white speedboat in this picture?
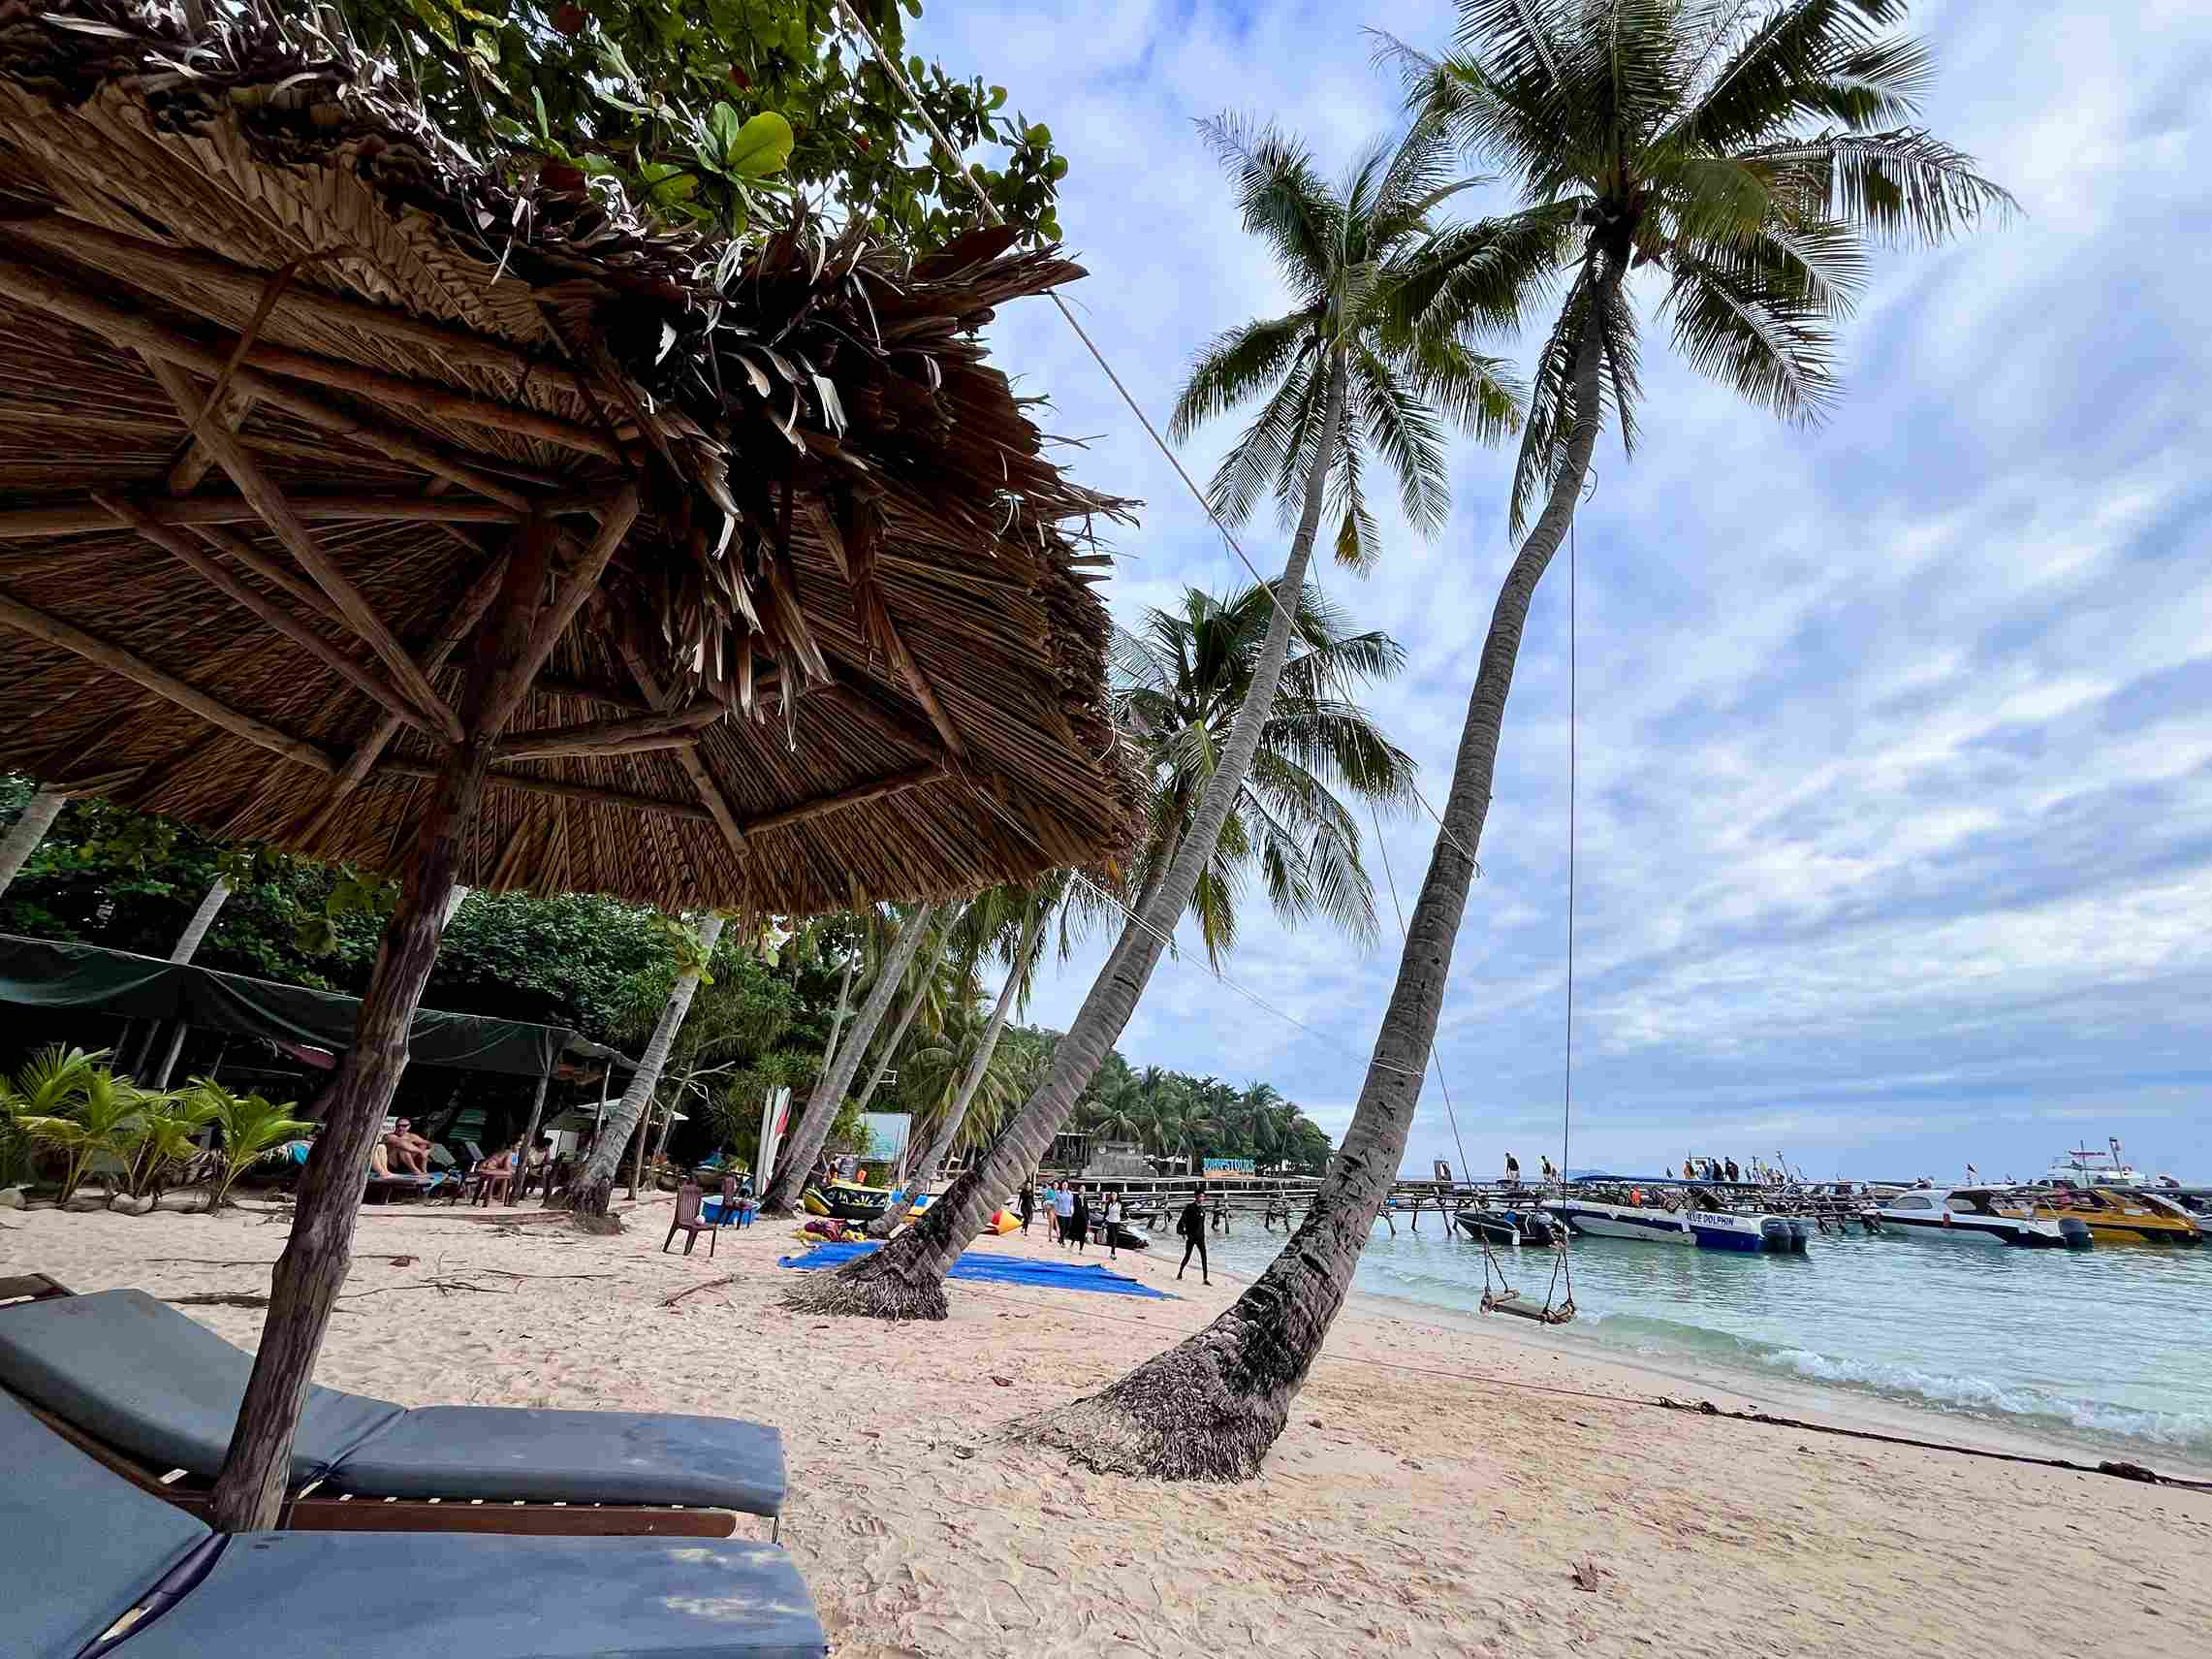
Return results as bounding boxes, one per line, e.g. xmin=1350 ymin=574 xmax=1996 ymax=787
xmin=1541 ymin=1196 xmax=1691 ymax=1243
xmin=2035 ymin=1139 xmax=2147 ymax=1189
xmin=1871 ymin=1187 xmax=2090 ymax=1249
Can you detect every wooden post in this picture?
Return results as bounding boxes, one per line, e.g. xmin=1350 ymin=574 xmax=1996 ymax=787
xmin=206 ymin=520 xmax=558 ymax=1533
xmin=517 ymin=1069 xmax=550 ymax=1197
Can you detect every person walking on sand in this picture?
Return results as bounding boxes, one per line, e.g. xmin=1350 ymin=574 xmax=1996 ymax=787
xmin=1068 ymin=1188 xmax=1090 ymax=1253
xmin=1177 ymin=1191 xmax=1210 ymax=1285
xmin=1103 ymin=1193 xmax=1123 ymax=1260
xmin=1054 ymin=1181 xmax=1075 ymax=1246
xmin=1018 ymin=1182 xmax=1035 ymax=1236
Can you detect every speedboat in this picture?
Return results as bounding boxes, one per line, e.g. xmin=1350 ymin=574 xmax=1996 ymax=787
xmin=2000 ymin=1185 xmax=2201 ymax=1246
xmin=1872 ymin=1187 xmax=2089 ymax=1248
xmin=1455 ymin=1207 xmax=1564 ymax=1247
xmin=1686 ymin=1207 xmax=1810 ymax=1253
xmin=1541 ymin=1196 xmax=1691 ymax=1244
xmin=2035 ymin=1139 xmax=2148 ymax=1189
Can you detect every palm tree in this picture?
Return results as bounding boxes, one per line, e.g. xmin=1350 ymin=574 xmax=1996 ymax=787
xmin=783 ymin=113 xmax=1523 ymax=1320
xmin=567 ymin=911 xmax=727 ymax=1223
xmin=761 ymin=903 xmax=935 ymax=1213
xmin=1027 ymin=0 xmax=2012 ymax=1478
xmin=185 ymin=1079 xmax=312 ymax=1212
xmin=1115 ymin=584 xmax=1418 ymax=965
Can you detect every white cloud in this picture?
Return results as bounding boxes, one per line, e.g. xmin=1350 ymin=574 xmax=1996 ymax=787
xmin=908 ymin=0 xmax=2212 ymax=1184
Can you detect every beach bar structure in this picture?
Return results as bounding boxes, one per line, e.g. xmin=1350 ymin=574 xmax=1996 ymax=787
xmin=0 ymin=0 xmax=1137 ymax=1530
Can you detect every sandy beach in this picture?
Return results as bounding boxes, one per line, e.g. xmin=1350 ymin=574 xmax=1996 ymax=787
xmin=7 ymin=1196 xmax=2208 ymax=1657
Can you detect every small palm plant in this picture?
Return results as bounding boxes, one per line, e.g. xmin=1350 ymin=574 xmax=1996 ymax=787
xmin=182 ymin=1078 xmax=311 ymax=1212
xmin=115 ymin=1089 xmax=215 ymax=1201
xmin=13 ymin=1050 xmax=140 ymax=1203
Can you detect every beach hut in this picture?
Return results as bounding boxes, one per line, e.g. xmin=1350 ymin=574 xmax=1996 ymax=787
xmin=0 ymin=0 xmax=1138 ymax=1528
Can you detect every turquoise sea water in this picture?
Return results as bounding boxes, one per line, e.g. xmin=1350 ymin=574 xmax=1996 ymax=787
xmin=1198 ymin=1212 xmax=2212 ymax=1462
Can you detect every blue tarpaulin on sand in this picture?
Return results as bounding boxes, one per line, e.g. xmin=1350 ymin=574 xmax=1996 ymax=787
xmin=776 ymin=1242 xmax=1174 ymax=1298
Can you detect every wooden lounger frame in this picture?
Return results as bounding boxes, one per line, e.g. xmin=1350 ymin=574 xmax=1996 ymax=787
xmin=0 ymin=1274 xmax=746 ymax=1540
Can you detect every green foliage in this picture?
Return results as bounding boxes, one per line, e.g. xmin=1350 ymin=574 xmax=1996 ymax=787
xmin=1170 ymin=111 xmax=1525 ymax=568
xmin=1008 ymin=1026 xmax=1335 ymax=1176
xmin=9 ymin=1048 xmax=146 ymax=1201
xmin=341 ymin=0 xmax=1068 ymax=247
xmin=180 ymin=1079 xmax=312 ymax=1211
xmin=1378 ymin=0 xmax=2013 ymax=531
xmin=1112 ymin=581 xmax=1418 ymax=966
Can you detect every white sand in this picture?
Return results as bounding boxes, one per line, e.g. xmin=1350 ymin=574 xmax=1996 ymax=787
xmin=8 ymin=1197 xmax=2209 ymax=1657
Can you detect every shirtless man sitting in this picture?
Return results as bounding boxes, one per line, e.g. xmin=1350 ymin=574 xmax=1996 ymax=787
xmin=383 ymin=1117 xmax=432 ymax=1176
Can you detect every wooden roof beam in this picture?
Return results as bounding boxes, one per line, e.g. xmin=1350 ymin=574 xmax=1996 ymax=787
xmin=806 ymin=501 xmax=967 ymax=762
xmin=481 ymin=488 xmax=640 ymax=737
xmin=493 ymin=701 xmax=722 ymax=762
xmin=620 ymin=642 xmax=751 ymax=861
xmin=738 ymin=764 xmax=946 ymax=837
xmin=96 ymin=495 xmax=432 ymax=735
xmin=0 ymin=585 xmax=335 ymax=774
xmin=168 ymin=387 xmax=254 ymax=495
xmin=0 ymin=249 xmax=537 ymax=507
xmin=373 ymin=759 xmax=712 ymax=822
xmin=141 ymin=354 xmax=466 ymax=744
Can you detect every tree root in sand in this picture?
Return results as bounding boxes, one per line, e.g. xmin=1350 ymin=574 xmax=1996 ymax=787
xmin=777 ymin=1258 xmax=949 ymax=1323
xmin=1013 ymin=1354 xmax=1285 ymax=1482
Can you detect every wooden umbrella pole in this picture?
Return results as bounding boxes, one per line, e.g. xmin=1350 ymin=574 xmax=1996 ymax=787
xmin=206 ymin=518 xmax=558 ymax=1534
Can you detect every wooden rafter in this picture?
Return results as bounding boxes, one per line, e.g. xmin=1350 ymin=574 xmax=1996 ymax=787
xmin=481 ymin=488 xmax=640 ymax=736
xmin=807 ymin=501 xmax=967 ymax=761
xmin=0 ymin=251 xmax=538 ymax=506
xmin=493 ymin=702 xmax=722 ymax=762
xmin=140 ymin=354 xmax=465 ymax=743
xmin=0 ymin=495 xmax=523 ymax=539
xmin=530 ymin=675 xmax=657 ymax=715
xmin=5 ymin=216 xmax=591 ymax=399
xmin=168 ymin=388 xmax=254 ymax=495
xmin=738 ymin=764 xmax=946 ymax=837
xmin=372 ymin=759 xmax=712 ymax=822
xmin=96 ymin=495 xmax=430 ymax=734
xmin=619 ymin=642 xmax=751 ymax=861
xmin=0 ymin=586 xmax=335 ymax=773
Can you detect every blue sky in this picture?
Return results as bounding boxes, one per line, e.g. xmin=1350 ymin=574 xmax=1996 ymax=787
xmin=908 ymin=1 xmax=2212 ymax=1184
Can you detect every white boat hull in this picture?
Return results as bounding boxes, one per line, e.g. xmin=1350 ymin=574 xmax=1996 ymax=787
xmin=1542 ymin=1200 xmax=1691 ymax=1243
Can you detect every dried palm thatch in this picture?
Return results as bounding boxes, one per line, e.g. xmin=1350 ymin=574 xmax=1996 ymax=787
xmin=0 ymin=0 xmax=1142 ymax=917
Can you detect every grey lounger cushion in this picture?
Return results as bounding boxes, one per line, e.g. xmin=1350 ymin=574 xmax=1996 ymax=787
xmin=332 ymin=1406 xmax=787 ymax=1515
xmin=0 ymin=1289 xmax=402 ymax=1486
xmin=121 ymin=1532 xmax=829 ymax=1659
xmin=0 ymin=1388 xmax=212 ymax=1659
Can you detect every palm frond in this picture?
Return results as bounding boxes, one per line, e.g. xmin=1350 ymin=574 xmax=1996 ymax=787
xmin=1750 ymin=126 xmax=2016 ymax=243
xmin=1351 ymin=342 xmax=1453 ymax=536
xmin=1660 ymin=240 xmax=1839 ymax=421
xmin=1197 ymin=112 xmax=1344 ymax=294
xmin=1204 ymin=352 xmax=1319 ymax=526
xmin=1169 ymin=312 xmax=1315 ymax=441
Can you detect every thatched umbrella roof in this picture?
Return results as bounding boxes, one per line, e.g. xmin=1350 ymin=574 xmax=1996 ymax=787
xmin=0 ymin=0 xmax=1141 ymax=916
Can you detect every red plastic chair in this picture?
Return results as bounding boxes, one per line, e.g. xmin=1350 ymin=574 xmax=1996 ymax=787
xmin=662 ymin=1182 xmax=715 ymax=1257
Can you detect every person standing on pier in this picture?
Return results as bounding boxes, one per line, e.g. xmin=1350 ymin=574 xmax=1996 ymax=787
xmin=1177 ymin=1191 xmax=1210 ymax=1285
xmin=1725 ymin=1158 xmax=1740 ymax=1183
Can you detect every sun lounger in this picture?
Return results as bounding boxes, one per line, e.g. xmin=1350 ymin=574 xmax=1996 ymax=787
xmin=3 ymin=1388 xmax=828 ymax=1659
xmin=0 ymin=1285 xmax=786 ymax=1536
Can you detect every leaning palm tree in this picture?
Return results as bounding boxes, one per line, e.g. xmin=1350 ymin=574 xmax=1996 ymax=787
xmin=783 ymin=112 xmax=1521 ymax=1319
xmin=1026 ymin=0 xmax=2012 ymax=1478
xmin=1117 ymin=582 xmax=1417 ymax=966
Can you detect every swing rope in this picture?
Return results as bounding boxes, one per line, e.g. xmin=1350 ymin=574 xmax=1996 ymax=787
xmin=1538 ymin=511 xmax=1582 ymax=1324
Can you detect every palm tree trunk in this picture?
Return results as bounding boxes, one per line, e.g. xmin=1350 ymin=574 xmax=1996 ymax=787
xmin=566 ymin=912 xmax=726 ymax=1226
xmin=819 ymin=949 xmax=858 ymax=1078
xmin=1023 ymin=263 xmax=1623 ymax=1480
xmin=0 ymin=784 xmax=65 ymax=896
xmin=760 ymin=904 xmax=934 ymax=1214
xmin=146 ymin=875 xmax=236 ymax=1086
xmin=788 ymin=354 xmax=1353 ymax=1319
xmin=852 ymin=909 xmax=960 ymax=1115
xmin=869 ymin=905 xmax=1044 ymax=1235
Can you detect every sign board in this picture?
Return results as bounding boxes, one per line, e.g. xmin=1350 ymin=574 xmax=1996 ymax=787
xmin=1202 ymin=1157 xmax=1255 ymax=1176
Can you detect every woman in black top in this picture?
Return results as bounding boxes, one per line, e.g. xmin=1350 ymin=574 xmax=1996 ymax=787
xmin=1068 ymin=1188 xmax=1089 ymax=1253
xmin=1177 ymin=1194 xmax=1210 ymax=1284
xmin=1018 ymin=1183 xmax=1035 ymax=1234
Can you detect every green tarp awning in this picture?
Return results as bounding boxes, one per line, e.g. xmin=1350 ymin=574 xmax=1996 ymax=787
xmin=0 ymin=933 xmax=629 ymax=1079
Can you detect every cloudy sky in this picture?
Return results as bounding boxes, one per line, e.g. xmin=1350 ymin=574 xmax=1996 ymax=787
xmin=906 ymin=0 xmax=2212 ymax=1184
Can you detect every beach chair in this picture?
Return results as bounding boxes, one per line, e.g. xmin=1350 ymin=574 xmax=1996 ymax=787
xmin=3 ymin=1387 xmax=827 ymax=1659
xmin=0 ymin=1284 xmax=785 ymax=1538
xmin=664 ymin=1180 xmax=716 ymax=1257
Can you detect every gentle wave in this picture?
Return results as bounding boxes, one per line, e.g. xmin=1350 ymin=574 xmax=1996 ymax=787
xmin=1759 ymin=1345 xmax=2212 ymax=1452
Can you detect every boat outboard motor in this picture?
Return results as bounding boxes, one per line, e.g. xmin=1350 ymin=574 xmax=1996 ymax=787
xmin=1785 ymin=1219 xmax=1812 ymax=1251
xmin=1759 ymin=1217 xmax=1793 ymax=1253
xmin=2057 ymin=1217 xmax=2093 ymax=1249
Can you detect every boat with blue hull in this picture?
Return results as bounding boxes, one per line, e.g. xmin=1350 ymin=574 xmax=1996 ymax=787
xmin=1542 ymin=1194 xmax=1809 ymax=1253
